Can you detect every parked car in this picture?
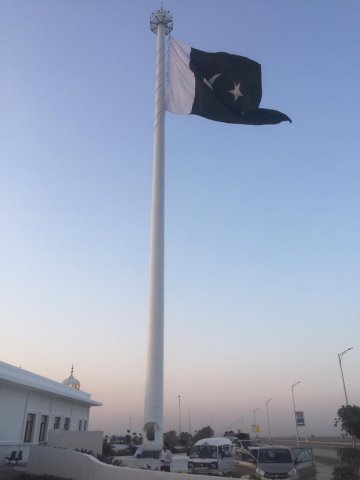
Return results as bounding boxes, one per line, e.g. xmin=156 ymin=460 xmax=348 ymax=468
xmin=226 ymin=435 xmax=257 ymax=451
xmin=232 ymin=438 xmax=257 ymax=450
xmin=235 ymin=445 xmax=316 ymax=479
xmin=248 ymin=445 xmax=260 ymax=459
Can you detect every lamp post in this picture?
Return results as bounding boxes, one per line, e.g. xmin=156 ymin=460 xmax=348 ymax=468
xmin=265 ymin=399 xmax=273 ymax=444
xmin=338 ymin=347 xmax=353 ymax=405
xmin=253 ymin=408 xmax=259 ymax=443
xmin=178 ymin=395 xmax=181 ymax=438
xmin=291 ymin=381 xmax=301 ymax=446
xmin=240 ymin=416 xmax=246 ymax=432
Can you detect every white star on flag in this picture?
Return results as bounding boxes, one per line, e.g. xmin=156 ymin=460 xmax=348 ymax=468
xmin=229 ymin=82 xmax=243 ymax=101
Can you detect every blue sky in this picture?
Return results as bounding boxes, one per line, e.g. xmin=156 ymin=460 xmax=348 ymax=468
xmin=1 ymin=0 xmax=359 ymax=437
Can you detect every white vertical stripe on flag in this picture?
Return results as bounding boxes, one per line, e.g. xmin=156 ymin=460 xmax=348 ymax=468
xmin=166 ymin=37 xmax=195 ymax=115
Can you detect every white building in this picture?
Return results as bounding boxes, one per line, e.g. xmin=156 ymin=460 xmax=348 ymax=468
xmin=0 ymin=361 xmax=102 ymax=464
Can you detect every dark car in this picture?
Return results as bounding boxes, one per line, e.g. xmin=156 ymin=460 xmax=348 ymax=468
xmin=228 ymin=436 xmax=257 ymax=450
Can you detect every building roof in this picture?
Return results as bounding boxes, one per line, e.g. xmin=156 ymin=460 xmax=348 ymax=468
xmin=0 ymin=361 xmax=102 ymax=407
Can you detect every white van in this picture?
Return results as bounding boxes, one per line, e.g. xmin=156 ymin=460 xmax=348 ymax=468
xmin=188 ymin=437 xmax=236 ymax=475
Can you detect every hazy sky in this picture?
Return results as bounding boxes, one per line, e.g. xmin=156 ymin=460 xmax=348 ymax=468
xmin=1 ymin=0 xmax=359 ymax=438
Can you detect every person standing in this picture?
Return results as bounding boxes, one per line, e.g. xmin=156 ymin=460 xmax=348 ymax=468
xmin=159 ymin=443 xmax=173 ymax=472
xmin=134 ymin=446 xmax=143 ymax=458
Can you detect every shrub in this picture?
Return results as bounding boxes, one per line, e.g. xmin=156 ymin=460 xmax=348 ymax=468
xmin=333 ymin=465 xmax=358 ymax=480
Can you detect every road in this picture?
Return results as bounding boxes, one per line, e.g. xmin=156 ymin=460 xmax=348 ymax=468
xmin=313 ymin=447 xmax=339 ymax=465
xmin=313 ymin=448 xmax=339 ymax=479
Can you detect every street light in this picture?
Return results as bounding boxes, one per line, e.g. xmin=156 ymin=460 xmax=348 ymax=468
xmin=338 ymin=347 xmax=353 ymax=405
xmin=188 ymin=408 xmax=192 ymax=436
xmin=265 ymin=399 xmax=273 ymax=444
xmin=291 ymin=381 xmax=301 ymax=446
xmin=178 ymin=395 xmax=181 ymax=438
xmin=240 ymin=416 xmax=246 ymax=432
xmin=253 ymin=408 xmax=259 ymax=442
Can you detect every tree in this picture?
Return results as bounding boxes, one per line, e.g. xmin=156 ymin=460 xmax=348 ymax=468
xmin=333 ymin=405 xmax=360 ymax=480
xmin=163 ymin=430 xmax=178 ymax=449
xmin=179 ymin=431 xmax=192 ymax=446
xmin=192 ymin=426 xmax=213 ymax=444
xmin=335 ymin=405 xmax=360 ymax=440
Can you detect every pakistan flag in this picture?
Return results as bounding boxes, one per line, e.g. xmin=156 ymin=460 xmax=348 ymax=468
xmin=166 ymin=37 xmax=291 ymax=125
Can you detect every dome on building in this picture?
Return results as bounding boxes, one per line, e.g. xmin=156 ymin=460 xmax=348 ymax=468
xmin=62 ymin=365 xmax=81 ymax=390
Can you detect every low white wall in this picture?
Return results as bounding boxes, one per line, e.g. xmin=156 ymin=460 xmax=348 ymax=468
xmin=26 ymin=446 xmax=214 ymax=480
xmin=47 ymin=429 xmax=103 ymax=455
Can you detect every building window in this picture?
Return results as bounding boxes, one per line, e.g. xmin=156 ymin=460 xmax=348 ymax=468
xmin=24 ymin=413 xmax=36 ymax=443
xmin=84 ymin=420 xmax=87 ymax=431
xmin=53 ymin=416 xmax=61 ymax=429
xmin=78 ymin=420 xmax=83 ymax=431
xmin=64 ymin=418 xmax=70 ymax=431
xmin=39 ymin=415 xmax=48 ymax=442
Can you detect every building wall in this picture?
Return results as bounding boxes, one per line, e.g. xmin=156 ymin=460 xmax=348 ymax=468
xmin=0 ymin=381 xmax=92 ymax=463
xmin=47 ymin=430 xmax=103 ymax=455
xmin=26 ymin=445 xmax=199 ymax=480
xmin=0 ymin=384 xmax=27 ymax=443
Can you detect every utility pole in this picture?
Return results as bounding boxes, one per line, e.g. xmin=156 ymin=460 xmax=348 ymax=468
xmin=291 ymin=382 xmax=301 ymax=446
xmin=338 ymin=347 xmax=353 ymax=405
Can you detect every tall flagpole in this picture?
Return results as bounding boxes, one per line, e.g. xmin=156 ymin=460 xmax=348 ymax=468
xmin=143 ymin=7 xmax=173 ymax=454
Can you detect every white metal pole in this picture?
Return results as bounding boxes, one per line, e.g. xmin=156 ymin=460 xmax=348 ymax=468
xmin=291 ymin=381 xmax=301 ymax=446
xmin=338 ymin=347 xmax=353 ymax=405
xmin=253 ymin=408 xmax=259 ymax=443
xmin=188 ymin=408 xmax=192 ymax=436
xmin=265 ymin=398 xmax=272 ymax=444
xmin=143 ymin=7 xmax=172 ymax=453
xmin=178 ymin=395 xmax=182 ymax=438
xmin=240 ymin=416 xmax=245 ymax=432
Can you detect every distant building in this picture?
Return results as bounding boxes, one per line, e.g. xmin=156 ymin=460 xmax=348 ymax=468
xmin=0 ymin=361 xmax=102 ymax=463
